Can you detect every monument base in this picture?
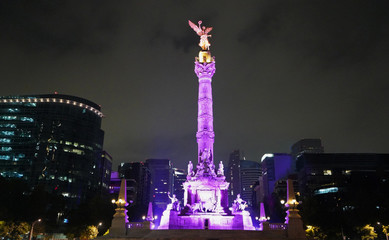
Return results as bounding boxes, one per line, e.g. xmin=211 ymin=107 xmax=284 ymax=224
xmin=158 ymin=210 xmax=255 ymax=230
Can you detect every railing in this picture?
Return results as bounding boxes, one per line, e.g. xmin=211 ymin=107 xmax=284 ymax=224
xmin=127 ymin=221 xmax=153 ymax=229
xmin=269 ymin=223 xmax=287 ymax=230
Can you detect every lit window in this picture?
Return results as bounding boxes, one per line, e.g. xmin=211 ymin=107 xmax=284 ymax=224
xmin=20 ymin=117 xmax=34 ymax=122
xmin=0 ymin=147 xmax=12 ymax=151
xmin=1 ymin=131 xmax=14 ymax=136
xmin=0 ymin=155 xmax=11 ymax=160
xmin=314 ymin=187 xmax=338 ymax=195
xmin=0 ymin=124 xmax=16 ymax=128
xmin=1 ymin=116 xmax=17 ymax=120
xmin=71 ymin=149 xmax=84 ymax=155
xmin=323 ymin=170 xmax=332 ymax=176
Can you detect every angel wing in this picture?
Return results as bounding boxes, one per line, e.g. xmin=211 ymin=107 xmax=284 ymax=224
xmin=204 ymin=27 xmax=213 ymax=34
xmin=188 ymin=20 xmax=202 ymax=35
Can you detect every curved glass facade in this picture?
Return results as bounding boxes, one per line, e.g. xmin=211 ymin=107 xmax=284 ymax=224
xmin=0 ymin=94 xmax=111 ymax=205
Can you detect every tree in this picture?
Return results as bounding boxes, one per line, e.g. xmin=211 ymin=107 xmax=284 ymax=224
xmin=306 ymin=225 xmax=327 ymax=240
xmin=383 ymin=225 xmax=389 ymax=240
xmin=79 ymin=225 xmax=98 ymax=240
xmin=0 ymin=221 xmax=30 ymax=240
xmin=65 ymin=195 xmax=115 ymax=237
xmin=357 ymin=224 xmax=378 ymax=240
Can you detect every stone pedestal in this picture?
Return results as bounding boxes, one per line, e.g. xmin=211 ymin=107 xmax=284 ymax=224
xmin=98 ymin=206 xmax=128 ymax=239
xmin=286 ymin=209 xmax=306 ymax=239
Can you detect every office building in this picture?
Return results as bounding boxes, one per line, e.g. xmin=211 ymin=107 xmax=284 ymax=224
xmin=226 ymin=150 xmax=241 ymax=205
xmin=291 ymin=139 xmax=324 ymax=171
xmin=118 ymin=161 xmax=150 ymax=207
xmin=0 ymin=94 xmax=109 ymax=205
xmin=173 ymin=168 xmax=186 ymax=204
xmin=296 ymin=153 xmax=389 ymax=196
xmin=109 ymin=171 xmax=136 ymax=205
xmin=240 ymin=160 xmax=261 ymax=207
xmin=146 ymin=159 xmax=173 ymax=211
xmin=296 ymin=153 xmax=389 ymax=230
xmin=259 ymin=153 xmax=292 ymax=201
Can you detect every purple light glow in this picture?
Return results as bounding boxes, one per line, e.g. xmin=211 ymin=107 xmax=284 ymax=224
xmin=158 ymin=52 xmax=254 ymax=230
xmin=195 ymin=59 xmax=216 ymax=162
xmin=158 ymin=23 xmax=255 ymax=230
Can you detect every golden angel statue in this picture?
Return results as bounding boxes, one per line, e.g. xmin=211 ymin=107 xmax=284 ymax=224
xmin=188 ymin=20 xmax=213 ymax=51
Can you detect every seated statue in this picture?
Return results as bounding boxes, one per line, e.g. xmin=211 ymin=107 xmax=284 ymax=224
xmin=232 ymin=194 xmax=247 ymax=212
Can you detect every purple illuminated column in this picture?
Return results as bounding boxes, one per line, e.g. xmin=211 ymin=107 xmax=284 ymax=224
xmin=195 ymin=56 xmax=216 ymax=164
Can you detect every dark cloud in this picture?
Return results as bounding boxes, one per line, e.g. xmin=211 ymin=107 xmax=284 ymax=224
xmin=238 ymin=1 xmax=389 ymax=67
xmin=0 ymin=0 xmax=123 ymax=54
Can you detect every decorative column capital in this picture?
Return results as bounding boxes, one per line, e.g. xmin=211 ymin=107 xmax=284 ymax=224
xmin=195 ymin=60 xmax=216 ymax=79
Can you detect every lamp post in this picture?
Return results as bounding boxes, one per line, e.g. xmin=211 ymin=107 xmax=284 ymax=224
xmin=28 ymin=219 xmax=41 ymax=240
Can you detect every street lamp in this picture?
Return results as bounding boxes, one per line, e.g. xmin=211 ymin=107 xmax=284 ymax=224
xmin=291 ymin=199 xmax=297 ymax=209
xmin=28 ymin=219 xmax=41 ymax=240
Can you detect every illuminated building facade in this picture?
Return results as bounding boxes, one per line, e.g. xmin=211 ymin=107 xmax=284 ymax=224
xmin=0 ymin=94 xmax=110 ymax=205
xmin=172 ymin=168 xmax=186 ymax=204
xmin=259 ymin=153 xmax=292 ymax=201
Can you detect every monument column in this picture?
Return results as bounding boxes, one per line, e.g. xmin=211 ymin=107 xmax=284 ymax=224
xmin=195 ymin=55 xmax=216 ymax=163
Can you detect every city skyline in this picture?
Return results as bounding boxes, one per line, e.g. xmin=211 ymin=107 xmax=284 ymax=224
xmin=1 ymin=1 xmax=388 ymax=170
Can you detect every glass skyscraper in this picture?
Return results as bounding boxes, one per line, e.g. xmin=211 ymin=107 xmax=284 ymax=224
xmin=0 ymin=94 xmax=111 ymax=205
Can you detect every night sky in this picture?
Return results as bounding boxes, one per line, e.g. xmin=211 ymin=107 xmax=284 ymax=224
xmin=1 ymin=1 xmax=388 ymax=170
